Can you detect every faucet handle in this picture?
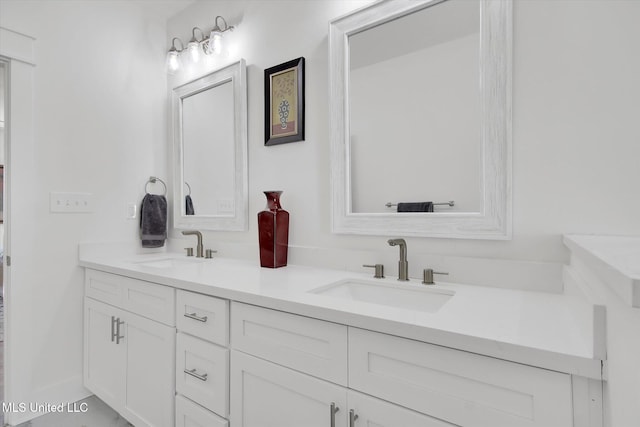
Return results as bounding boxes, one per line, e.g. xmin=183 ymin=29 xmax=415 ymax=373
xmin=185 ymin=247 xmax=194 ymax=257
xmin=363 ymin=264 xmax=384 ymax=279
xmin=205 ymin=249 xmax=218 ymax=259
xmin=422 ymin=268 xmax=448 ymax=285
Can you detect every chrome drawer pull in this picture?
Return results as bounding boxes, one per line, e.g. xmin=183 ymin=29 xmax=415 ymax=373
xmin=184 ymin=312 xmax=208 ymax=323
xmin=349 ymin=409 xmax=359 ymax=427
xmin=115 ymin=318 xmax=125 ymax=344
xmin=111 ymin=316 xmax=117 ymax=342
xmin=330 ymin=402 xmax=339 ymax=427
xmin=184 ymin=368 xmax=208 ymax=382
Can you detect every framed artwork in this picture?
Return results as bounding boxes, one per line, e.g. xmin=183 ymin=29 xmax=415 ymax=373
xmin=264 ymin=57 xmax=305 ymax=146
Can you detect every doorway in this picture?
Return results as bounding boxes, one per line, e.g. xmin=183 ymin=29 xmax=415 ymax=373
xmin=0 ymin=58 xmax=6 ymax=405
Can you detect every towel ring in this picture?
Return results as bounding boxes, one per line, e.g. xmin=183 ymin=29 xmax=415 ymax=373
xmin=145 ymin=176 xmax=167 ymax=196
xmin=184 ymin=182 xmax=192 ymax=196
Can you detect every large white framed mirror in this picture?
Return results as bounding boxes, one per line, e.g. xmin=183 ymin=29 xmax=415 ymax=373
xmin=329 ymin=0 xmax=512 ymax=239
xmin=172 ymin=59 xmax=248 ymax=231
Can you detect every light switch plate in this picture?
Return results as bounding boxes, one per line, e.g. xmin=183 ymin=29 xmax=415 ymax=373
xmin=217 ymin=199 xmax=235 ymax=214
xmin=126 ymin=203 xmax=137 ymax=219
xmin=50 ymin=192 xmax=93 ymax=213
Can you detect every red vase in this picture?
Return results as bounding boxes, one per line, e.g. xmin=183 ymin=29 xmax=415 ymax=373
xmin=258 ymin=191 xmax=289 ymax=268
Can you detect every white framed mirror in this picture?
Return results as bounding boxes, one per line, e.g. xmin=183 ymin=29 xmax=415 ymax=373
xmin=172 ymin=59 xmax=248 ymax=231
xmin=329 ymin=0 xmax=512 ymax=239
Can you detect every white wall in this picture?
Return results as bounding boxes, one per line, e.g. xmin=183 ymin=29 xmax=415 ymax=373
xmin=0 ymin=1 xmax=175 ymax=422
xmin=0 ymin=62 xmax=5 ymax=166
xmin=167 ymin=0 xmax=640 ymax=270
xmin=0 ymin=62 xmax=5 ymax=251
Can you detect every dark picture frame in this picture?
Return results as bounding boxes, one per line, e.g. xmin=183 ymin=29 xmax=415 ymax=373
xmin=264 ymin=57 xmax=305 ymax=146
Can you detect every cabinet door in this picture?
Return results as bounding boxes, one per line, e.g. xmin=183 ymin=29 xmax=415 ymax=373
xmin=348 ymin=390 xmax=456 ymax=427
xmin=230 ymin=350 xmax=348 ymax=427
xmin=122 ymin=310 xmax=176 ymax=427
xmin=84 ymin=298 xmax=126 ymax=411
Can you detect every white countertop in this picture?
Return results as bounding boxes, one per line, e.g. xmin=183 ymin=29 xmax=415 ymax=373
xmin=79 ymin=247 xmax=604 ymax=379
xmin=564 ymin=234 xmax=640 ymax=308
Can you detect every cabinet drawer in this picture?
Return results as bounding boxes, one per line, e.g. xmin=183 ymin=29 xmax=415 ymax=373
xmin=349 ymin=328 xmax=573 ymax=427
xmin=176 ymin=395 xmax=228 ymax=427
xmin=231 ymin=302 xmax=348 ymax=386
xmin=177 ymin=290 xmax=229 ymax=345
xmin=176 ymin=332 xmax=229 ymax=418
xmin=85 ymin=269 xmax=175 ymax=326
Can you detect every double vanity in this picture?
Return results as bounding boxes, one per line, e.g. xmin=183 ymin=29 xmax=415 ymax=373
xmin=79 ymin=243 xmax=605 ymax=427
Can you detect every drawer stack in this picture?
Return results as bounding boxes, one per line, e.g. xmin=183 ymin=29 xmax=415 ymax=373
xmin=175 ymin=289 xmax=230 ymax=427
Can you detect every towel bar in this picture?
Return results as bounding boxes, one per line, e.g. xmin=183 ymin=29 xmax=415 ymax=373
xmin=145 ymin=176 xmax=167 ymax=196
xmin=385 ymin=201 xmax=454 ymax=208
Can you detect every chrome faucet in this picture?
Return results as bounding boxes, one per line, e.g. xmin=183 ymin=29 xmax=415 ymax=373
xmin=182 ymin=230 xmax=204 ymax=258
xmin=387 ymin=238 xmax=409 ymax=281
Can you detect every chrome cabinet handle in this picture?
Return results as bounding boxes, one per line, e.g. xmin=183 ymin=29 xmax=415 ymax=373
xmin=330 ymin=402 xmax=339 ymax=427
xmin=184 ymin=368 xmax=208 ymax=382
xmin=184 ymin=312 xmax=208 ymax=323
xmin=115 ymin=318 xmax=125 ymax=344
xmin=349 ymin=409 xmax=359 ymax=427
xmin=111 ymin=316 xmax=117 ymax=342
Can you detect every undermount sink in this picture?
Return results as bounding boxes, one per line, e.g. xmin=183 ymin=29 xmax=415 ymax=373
xmin=310 ymin=278 xmax=454 ymax=313
xmin=133 ymin=256 xmax=206 ymax=269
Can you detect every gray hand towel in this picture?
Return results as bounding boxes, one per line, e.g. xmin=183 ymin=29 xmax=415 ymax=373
xmin=140 ymin=194 xmax=167 ymax=248
xmin=397 ymin=202 xmax=434 ymax=212
xmin=185 ymin=195 xmax=195 ymax=215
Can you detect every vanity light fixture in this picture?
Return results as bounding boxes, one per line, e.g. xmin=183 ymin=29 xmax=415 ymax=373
xmin=166 ymin=16 xmax=235 ymax=74
xmin=206 ymin=16 xmax=234 ymax=55
xmin=166 ymin=37 xmax=184 ymax=75
xmin=187 ymin=27 xmax=206 ymax=63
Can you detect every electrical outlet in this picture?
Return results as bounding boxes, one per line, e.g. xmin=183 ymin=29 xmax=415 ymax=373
xmin=50 ymin=192 xmax=93 ymax=213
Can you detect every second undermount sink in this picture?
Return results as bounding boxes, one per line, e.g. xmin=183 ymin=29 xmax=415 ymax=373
xmin=310 ymin=278 xmax=455 ymax=313
xmin=133 ymin=256 xmax=206 ymax=269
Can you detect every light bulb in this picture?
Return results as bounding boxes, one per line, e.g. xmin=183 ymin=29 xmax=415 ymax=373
xmin=187 ymin=40 xmax=200 ymax=63
xmin=208 ymin=31 xmax=223 ymax=55
xmin=166 ymin=50 xmax=181 ymax=74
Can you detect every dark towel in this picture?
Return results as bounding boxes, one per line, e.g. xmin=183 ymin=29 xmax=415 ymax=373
xmin=185 ymin=195 xmax=195 ymax=215
xmin=139 ymin=194 xmax=167 ymax=248
xmin=397 ymin=202 xmax=434 ymax=212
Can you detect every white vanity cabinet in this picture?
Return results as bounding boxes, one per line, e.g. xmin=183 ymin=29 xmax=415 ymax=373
xmin=230 ymin=350 xmax=453 ymax=427
xmin=230 ymin=303 xmax=456 ymax=427
xmin=175 ymin=289 xmax=230 ymax=427
xmin=229 ymin=302 xmax=580 ymax=427
xmin=80 ymin=260 xmax=601 ymax=427
xmin=83 ymin=270 xmax=176 ymax=427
